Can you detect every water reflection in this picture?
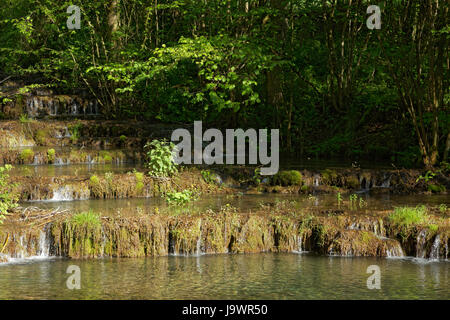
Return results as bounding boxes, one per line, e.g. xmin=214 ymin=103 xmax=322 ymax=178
xmin=0 ymin=253 xmax=448 ymax=299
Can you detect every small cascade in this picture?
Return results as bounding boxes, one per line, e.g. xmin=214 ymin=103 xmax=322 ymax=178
xmin=54 ymin=157 xmax=65 ymax=165
xmin=51 ymin=185 xmax=89 ymax=201
xmin=313 ymin=175 xmax=320 ymax=187
xmin=196 ymin=236 xmax=202 ymax=256
xmin=416 ymin=229 xmax=428 ymax=259
xmin=296 ymin=235 xmax=303 ymax=252
xmin=385 ymin=240 xmax=404 ymax=257
xmin=37 ymin=228 xmax=50 ymax=257
xmin=24 ymin=94 xmax=99 ymax=118
xmin=32 ymin=155 xmax=39 ymax=165
xmin=381 ymin=173 xmax=391 ymax=188
xmin=445 ymin=241 xmax=449 ymax=261
xmin=429 ymin=235 xmax=441 ymax=261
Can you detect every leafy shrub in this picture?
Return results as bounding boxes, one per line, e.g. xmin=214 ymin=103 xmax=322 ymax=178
xmin=0 ymin=165 xmax=18 ymax=224
xmin=145 ymin=139 xmax=178 ymax=177
xmin=201 ymin=170 xmax=218 ymax=184
xmin=164 ymin=190 xmax=196 ymax=205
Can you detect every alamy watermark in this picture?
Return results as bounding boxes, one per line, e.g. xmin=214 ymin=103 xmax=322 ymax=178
xmin=366 ymin=265 xmax=381 ymax=289
xmin=66 ymin=5 xmax=81 ymax=30
xmin=66 ymin=265 xmax=81 ymax=290
xmin=366 ymin=5 xmax=381 ymax=30
xmin=67 ymin=4 xmax=381 ymax=31
xmin=171 ymin=121 xmax=279 ymax=175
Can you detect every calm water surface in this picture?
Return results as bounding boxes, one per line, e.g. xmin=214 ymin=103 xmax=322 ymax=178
xmin=0 ymin=253 xmax=448 ymax=300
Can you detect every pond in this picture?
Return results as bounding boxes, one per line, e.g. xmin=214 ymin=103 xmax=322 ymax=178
xmin=0 ymin=253 xmax=448 ymax=300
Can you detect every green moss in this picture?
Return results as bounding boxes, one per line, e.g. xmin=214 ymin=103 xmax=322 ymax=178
xmin=427 ymin=224 xmax=438 ymax=233
xmin=361 ymin=231 xmax=372 ymax=244
xmin=19 ymin=114 xmax=31 ymax=123
xmin=69 ymin=150 xmax=88 ymax=162
xmin=19 ymin=148 xmax=35 ymax=163
xmin=47 ymin=148 xmax=56 ymax=163
xmin=427 ymin=184 xmax=445 ymax=193
xmin=272 ymin=170 xmax=302 ymax=186
xmin=134 ymin=171 xmax=144 ymax=194
xmin=35 ymin=129 xmax=49 ymax=145
xmin=90 ymin=175 xmax=100 ymax=185
xmin=321 ymin=169 xmax=338 ymax=185
xmin=346 ymin=175 xmax=360 ymax=189
xmin=103 ymin=154 xmax=113 ymax=163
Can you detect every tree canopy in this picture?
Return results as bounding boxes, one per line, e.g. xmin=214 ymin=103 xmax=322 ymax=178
xmin=0 ymin=0 xmax=448 ymax=168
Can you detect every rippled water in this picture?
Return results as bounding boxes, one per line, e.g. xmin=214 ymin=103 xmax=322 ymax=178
xmin=0 ymin=253 xmax=448 ymax=300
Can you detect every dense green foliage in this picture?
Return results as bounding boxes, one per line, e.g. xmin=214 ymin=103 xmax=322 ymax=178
xmin=0 ymin=0 xmax=448 ymax=167
xmin=145 ymin=139 xmax=178 ymax=177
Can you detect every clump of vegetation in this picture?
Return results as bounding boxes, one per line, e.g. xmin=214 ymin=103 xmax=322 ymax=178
xmin=70 ymin=210 xmax=101 ymax=228
xmin=19 ymin=114 xmax=31 ymax=123
xmin=35 ymin=129 xmax=49 ymax=145
xmin=134 ymin=169 xmax=144 ymax=194
xmin=68 ymin=121 xmax=83 ymax=143
xmin=105 ymin=172 xmax=114 ymax=186
xmin=145 ymin=139 xmax=178 ymax=177
xmin=103 ymin=154 xmax=113 ymax=163
xmin=19 ymin=148 xmax=35 ymax=163
xmin=321 ymin=169 xmax=338 ymax=185
xmin=337 ymin=192 xmax=342 ymax=206
xmin=348 ymin=194 xmax=367 ymax=210
xmin=416 ymin=170 xmax=436 ymax=183
xmin=47 ymin=148 xmax=56 ymax=163
xmin=0 ymin=165 xmax=18 ymax=224
xmin=388 ymin=206 xmax=429 ymax=231
xmin=427 ymin=184 xmax=445 ymax=193
xmin=119 ymin=135 xmax=127 ymax=143
xmin=271 ymin=170 xmax=302 ymax=186
xmin=69 ymin=150 xmax=88 ymax=163
xmin=89 ymin=175 xmax=102 ymax=196
xmin=164 ymin=190 xmax=196 ymax=205
xmin=201 ymin=170 xmax=218 ymax=184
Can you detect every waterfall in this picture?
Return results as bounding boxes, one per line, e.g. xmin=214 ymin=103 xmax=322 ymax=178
xmin=416 ymin=229 xmax=427 ymax=259
xmin=296 ymin=235 xmax=303 ymax=252
xmin=51 ymin=185 xmax=89 ymax=201
xmin=32 ymin=155 xmax=39 ymax=165
xmin=381 ymin=174 xmax=391 ymax=188
xmin=38 ymin=229 xmax=50 ymax=257
xmin=386 ymin=242 xmax=404 ymax=258
xmin=196 ymin=237 xmax=202 ymax=256
xmin=429 ymin=235 xmax=441 ymax=261
xmin=313 ymin=175 xmax=320 ymax=186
